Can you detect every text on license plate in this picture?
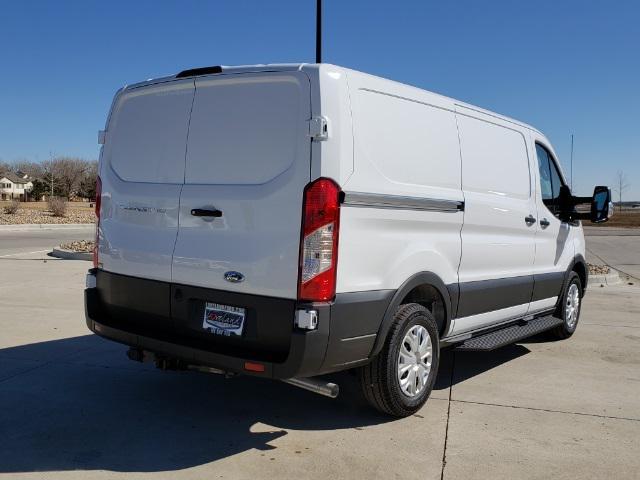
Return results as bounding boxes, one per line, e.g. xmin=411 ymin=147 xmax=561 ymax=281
xmin=202 ymin=302 xmax=246 ymax=336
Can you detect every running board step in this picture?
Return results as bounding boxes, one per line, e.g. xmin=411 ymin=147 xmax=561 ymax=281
xmin=455 ymin=315 xmax=564 ymax=352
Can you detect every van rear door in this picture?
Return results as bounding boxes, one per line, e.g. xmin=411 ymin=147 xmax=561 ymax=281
xmin=97 ymin=79 xmax=194 ymax=334
xmin=171 ymin=71 xmax=312 ymax=299
xmin=99 ymin=79 xmax=195 ymax=282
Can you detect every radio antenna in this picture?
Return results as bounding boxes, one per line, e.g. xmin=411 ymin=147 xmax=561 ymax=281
xmin=316 ymin=0 xmax=322 ymax=63
xmin=570 ymin=134 xmax=574 ymax=190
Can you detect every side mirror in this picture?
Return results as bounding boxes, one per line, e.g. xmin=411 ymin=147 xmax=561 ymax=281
xmin=590 ymin=186 xmax=613 ymax=223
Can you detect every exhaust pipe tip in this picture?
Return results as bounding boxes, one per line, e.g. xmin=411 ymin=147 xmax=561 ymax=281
xmin=126 ymin=347 xmax=144 ymax=363
xmin=283 ymin=377 xmax=340 ymax=399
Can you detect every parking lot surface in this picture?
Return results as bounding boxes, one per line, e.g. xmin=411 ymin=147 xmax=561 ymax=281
xmin=584 ymin=226 xmax=640 ymax=280
xmin=1 ymin=230 xmax=639 ymax=479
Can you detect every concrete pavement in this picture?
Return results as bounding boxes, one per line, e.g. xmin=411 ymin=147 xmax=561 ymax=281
xmin=0 ymin=226 xmax=93 ymax=258
xmin=0 ymin=231 xmax=639 ymax=479
xmin=584 ymin=227 xmax=640 ymax=280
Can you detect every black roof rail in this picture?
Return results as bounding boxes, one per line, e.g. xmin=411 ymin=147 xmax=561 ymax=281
xmin=175 ymin=66 xmax=222 ymax=78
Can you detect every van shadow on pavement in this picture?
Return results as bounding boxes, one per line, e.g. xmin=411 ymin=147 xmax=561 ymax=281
xmin=0 ymin=335 xmax=530 ymax=474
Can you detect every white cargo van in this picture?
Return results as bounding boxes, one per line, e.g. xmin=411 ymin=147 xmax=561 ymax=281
xmin=85 ymin=63 xmax=612 ymax=417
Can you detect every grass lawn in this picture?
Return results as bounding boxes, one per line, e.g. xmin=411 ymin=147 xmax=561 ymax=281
xmin=591 ymin=209 xmax=640 ymax=228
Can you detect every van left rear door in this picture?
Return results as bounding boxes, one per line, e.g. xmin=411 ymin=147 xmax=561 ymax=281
xmin=98 ymin=79 xmax=194 ymax=332
xmin=100 ymin=79 xmax=194 ymax=281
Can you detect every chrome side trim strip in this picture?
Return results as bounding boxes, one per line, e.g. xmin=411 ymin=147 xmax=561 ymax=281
xmin=342 ymin=192 xmax=464 ymax=212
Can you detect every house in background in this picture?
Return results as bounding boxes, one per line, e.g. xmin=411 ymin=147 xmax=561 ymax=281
xmin=0 ymin=172 xmax=34 ymax=201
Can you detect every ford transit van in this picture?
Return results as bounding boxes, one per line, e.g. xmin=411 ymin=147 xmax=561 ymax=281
xmin=85 ymin=64 xmax=612 ymax=417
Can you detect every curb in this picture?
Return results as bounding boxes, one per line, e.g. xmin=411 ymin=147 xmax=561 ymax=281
xmin=0 ymin=223 xmax=94 ymax=232
xmin=588 ymin=269 xmax=621 ymax=287
xmin=51 ymin=247 xmax=92 ymax=261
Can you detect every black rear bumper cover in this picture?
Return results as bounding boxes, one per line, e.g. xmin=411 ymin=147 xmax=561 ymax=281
xmin=85 ymin=270 xmax=393 ymax=379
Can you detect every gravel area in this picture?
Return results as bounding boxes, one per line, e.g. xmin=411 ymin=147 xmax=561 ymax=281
xmin=588 ymin=263 xmax=611 ymax=275
xmin=60 ymin=240 xmax=95 ymax=252
xmin=0 ymin=205 xmax=95 ymax=225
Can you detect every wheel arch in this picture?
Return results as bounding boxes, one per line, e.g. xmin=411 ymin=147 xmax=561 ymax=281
xmin=554 ymin=254 xmax=588 ymax=315
xmin=369 ymin=271 xmax=457 ymax=358
xmin=571 ymin=254 xmax=588 ymax=294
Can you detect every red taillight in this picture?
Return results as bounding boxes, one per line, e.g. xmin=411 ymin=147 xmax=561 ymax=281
xmin=244 ymin=361 xmax=265 ymax=373
xmin=93 ymin=176 xmax=102 ymax=268
xmin=298 ymin=178 xmax=341 ymax=302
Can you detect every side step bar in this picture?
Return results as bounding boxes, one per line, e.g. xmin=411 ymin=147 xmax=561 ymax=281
xmin=455 ymin=315 xmax=564 ymax=352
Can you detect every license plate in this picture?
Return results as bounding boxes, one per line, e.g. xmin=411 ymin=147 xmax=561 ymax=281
xmin=202 ymin=302 xmax=246 ymax=337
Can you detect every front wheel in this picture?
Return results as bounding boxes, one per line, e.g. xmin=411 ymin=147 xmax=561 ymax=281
xmin=358 ymin=303 xmax=440 ymax=417
xmin=549 ymin=272 xmax=582 ymax=339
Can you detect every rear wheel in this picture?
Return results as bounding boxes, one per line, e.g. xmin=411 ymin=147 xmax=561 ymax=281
xmin=549 ymin=272 xmax=582 ymax=339
xmin=358 ymin=303 xmax=439 ymax=417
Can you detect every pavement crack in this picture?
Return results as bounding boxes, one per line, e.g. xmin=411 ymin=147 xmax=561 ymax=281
xmin=0 ymin=361 xmax=51 ymax=385
xmin=585 ymin=246 xmax=608 ymax=265
xmin=440 ymin=351 xmax=455 ymax=480
xmin=585 ymin=246 xmax=640 ymax=281
xmin=451 ymin=399 xmax=640 ymax=423
xmin=582 ymin=322 xmax=640 ymax=329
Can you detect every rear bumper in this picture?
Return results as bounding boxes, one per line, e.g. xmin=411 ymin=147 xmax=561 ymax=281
xmin=85 ymin=270 xmax=393 ymax=379
xmin=86 ymin=288 xmax=327 ymax=378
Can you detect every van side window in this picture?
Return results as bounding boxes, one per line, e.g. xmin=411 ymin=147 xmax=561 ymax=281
xmin=535 ymin=143 xmax=565 ymax=218
xmin=549 ymin=158 xmax=563 ymax=202
xmin=536 ymin=145 xmax=553 ymax=202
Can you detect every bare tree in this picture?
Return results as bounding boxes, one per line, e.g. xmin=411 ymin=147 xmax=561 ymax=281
xmin=57 ymin=157 xmax=89 ymax=198
xmin=41 ymin=159 xmax=64 ymax=197
xmin=41 ymin=157 xmax=96 ymax=199
xmin=614 ymin=170 xmax=630 ymax=212
xmin=11 ymin=160 xmax=44 ymax=178
xmin=79 ymin=160 xmax=99 ymax=199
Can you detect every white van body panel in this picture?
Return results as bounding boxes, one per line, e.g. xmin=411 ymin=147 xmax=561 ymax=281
xmin=302 ymin=65 xmax=354 ymax=186
xmin=171 ymin=71 xmax=312 ymax=298
xmin=332 ymin=68 xmax=464 ymax=295
xmin=98 ymin=79 xmax=195 ymax=282
xmin=456 ymin=108 xmax=536 ymax=283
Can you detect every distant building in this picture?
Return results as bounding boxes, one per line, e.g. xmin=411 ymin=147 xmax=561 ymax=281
xmin=0 ymin=172 xmax=34 ymax=201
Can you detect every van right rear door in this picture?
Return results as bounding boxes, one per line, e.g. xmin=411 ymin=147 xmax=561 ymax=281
xmin=169 ymin=71 xmax=312 ymax=359
xmin=171 ymin=71 xmax=312 ymax=298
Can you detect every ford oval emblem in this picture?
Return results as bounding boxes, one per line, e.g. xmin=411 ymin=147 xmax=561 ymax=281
xmin=224 ymin=271 xmax=245 ymax=283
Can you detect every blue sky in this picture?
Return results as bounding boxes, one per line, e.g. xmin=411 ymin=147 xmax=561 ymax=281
xmin=1 ymin=0 xmax=638 ymax=198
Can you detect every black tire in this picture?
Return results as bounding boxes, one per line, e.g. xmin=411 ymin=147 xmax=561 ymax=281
xmin=549 ymin=272 xmax=582 ymax=339
xmin=358 ymin=303 xmax=439 ymax=417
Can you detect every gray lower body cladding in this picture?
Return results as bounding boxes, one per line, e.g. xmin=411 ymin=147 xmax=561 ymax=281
xmin=85 ymin=265 xmax=577 ymax=378
xmin=454 ymin=272 xmax=567 ymax=318
xmin=85 ymin=269 xmax=394 ymax=379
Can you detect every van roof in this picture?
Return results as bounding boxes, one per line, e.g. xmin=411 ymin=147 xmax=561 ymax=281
xmin=122 ymin=63 xmax=542 ymax=136
xmin=125 ymin=63 xmax=308 ymax=90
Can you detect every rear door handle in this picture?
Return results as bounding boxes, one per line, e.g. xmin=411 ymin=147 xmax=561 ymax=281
xmin=191 ymin=208 xmax=222 ymax=217
xmin=525 ymin=215 xmax=536 ymax=226
xmin=540 ymin=218 xmax=550 ymax=228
